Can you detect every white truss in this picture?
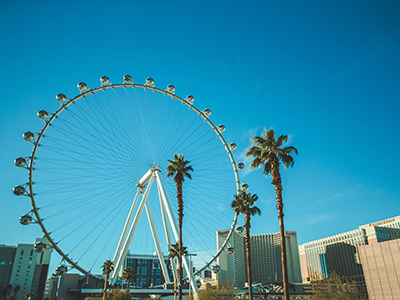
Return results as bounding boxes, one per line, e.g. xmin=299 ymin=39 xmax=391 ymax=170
xmin=110 ymin=164 xmax=197 ymax=294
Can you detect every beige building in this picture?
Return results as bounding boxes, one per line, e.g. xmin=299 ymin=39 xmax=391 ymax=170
xmin=359 ymin=238 xmax=400 ymax=300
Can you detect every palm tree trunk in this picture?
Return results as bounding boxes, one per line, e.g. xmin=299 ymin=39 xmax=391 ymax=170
xmin=126 ymin=279 xmax=130 ymax=294
xmin=102 ymin=274 xmax=108 ymax=300
xmin=245 ymin=213 xmax=253 ymax=300
xmin=176 ymin=180 xmax=184 ymax=300
xmin=271 ymin=158 xmax=290 ymax=300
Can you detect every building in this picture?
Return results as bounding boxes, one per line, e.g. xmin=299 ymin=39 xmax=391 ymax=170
xmin=0 ymin=245 xmax=17 ymax=299
xmin=0 ymin=238 xmax=53 ymax=300
xmin=123 ymin=253 xmax=174 ymax=288
xmin=299 ymin=215 xmax=400 ymax=284
xmin=217 ymin=229 xmax=302 ymax=288
xmin=42 ymin=276 xmax=58 ymax=300
xmin=359 ymin=238 xmax=400 ymax=300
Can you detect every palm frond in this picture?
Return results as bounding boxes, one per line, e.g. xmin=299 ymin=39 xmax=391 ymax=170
xmin=281 ymin=155 xmax=294 ymax=169
xmin=250 ymin=157 xmax=263 ymax=169
xmin=276 ymin=135 xmax=288 ymax=147
xmin=249 ymin=206 xmax=261 ymax=216
xmin=167 ymin=242 xmax=188 ymax=259
xmin=246 ymin=145 xmax=262 ymax=158
xmin=263 ymin=161 xmax=272 ymax=175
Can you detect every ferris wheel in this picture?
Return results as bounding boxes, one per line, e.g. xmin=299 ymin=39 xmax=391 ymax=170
xmin=13 ymin=75 xmax=248 ymax=286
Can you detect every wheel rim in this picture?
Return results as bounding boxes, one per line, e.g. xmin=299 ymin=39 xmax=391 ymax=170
xmin=18 ymin=78 xmax=244 ymax=277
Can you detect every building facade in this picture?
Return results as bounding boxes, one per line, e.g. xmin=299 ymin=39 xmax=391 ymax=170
xmin=0 ymin=238 xmax=52 ymax=300
xmin=359 ymin=238 xmax=400 ymax=300
xmin=217 ymin=229 xmax=302 ymax=288
xmin=299 ymin=215 xmax=400 ymax=284
xmin=0 ymin=245 xmax=17 ymax=299
xmin=123 ymin=254 xmax=174 ymax=288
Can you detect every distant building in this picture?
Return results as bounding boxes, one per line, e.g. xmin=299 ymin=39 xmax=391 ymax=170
xmin=42 ymin=275 xmax=58 ymax=300
xmin=217 ymin=229 xmax=302 ymax=288
xmin=0 ymin=245 xmax=17 ymax=299
xmin=123 ymin=254 xmax=174 ymax=288
xmin=0 ymin=238 xmax=53 ymax=300
xmin=299 ymin=215 xmax=400 ymax=284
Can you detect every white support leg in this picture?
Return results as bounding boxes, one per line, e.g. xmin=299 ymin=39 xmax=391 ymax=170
xmin=112 ymin=189 xmax=141 ymax=263
xmin=144 ymin=200 xmax=172 ymax=284
xmin=111 ymin=176 xmax=155 ymax=284
xmin=156 ymin=174 xmax=178 ymax=281
xmin=155 ymin=172 xmax=179 ymax=240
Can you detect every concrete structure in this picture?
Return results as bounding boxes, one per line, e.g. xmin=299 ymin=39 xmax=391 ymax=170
xmin=359 ymin=238 xmax=400 ymax=300
xmin=0 ymin=238 xmax=52 ymax=300
xmin=55 ymin=274 xmax=82 ymax=300
xmin=299 ymin=215 xmax=400 ymax=284
xmin=217 ymin=229 xmax=302 ymax=288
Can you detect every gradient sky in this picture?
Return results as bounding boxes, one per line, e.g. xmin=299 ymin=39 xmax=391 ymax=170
xmin=1 ymin=0 xmax=400 ymax=273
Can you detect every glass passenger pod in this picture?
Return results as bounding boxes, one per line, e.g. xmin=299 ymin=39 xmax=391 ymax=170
xmin=19 ymin=215 xmax=32 ymax=225
xmin=23 ymin=132 xmax=35 ymax=141
xmin=14 ymin=157 xmax=27 ymax=167
xmin=37 ymin=110 xmax=49 ymax=119
xmin=34 ymin=242 xmax=47 ymax=253
xmin=13 ymin=185 xmax=26 ymax=196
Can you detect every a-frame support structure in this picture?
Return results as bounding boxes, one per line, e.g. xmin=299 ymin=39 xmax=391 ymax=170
xmin=110 ymin=164 xmax=197 ymax=294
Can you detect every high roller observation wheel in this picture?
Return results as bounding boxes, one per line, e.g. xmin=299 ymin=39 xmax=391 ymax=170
xmin=13 ymin=75 xmax=249 ymax=278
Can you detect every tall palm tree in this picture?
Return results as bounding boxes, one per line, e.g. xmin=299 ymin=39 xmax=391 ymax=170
xmin=121 ymin=267 xmax=135 ymax=293
xmin=166 ymin=154 xmax=193 ymax=300
xmin=168 ymin=242 xmax=188 ymax=300
xmin=102 ymin=260 xmax=114 ymax=300
xmin=231 ymin=190 xmax=261 ymax=300
xmin=246 ymin=129 xmax=298 ymax=300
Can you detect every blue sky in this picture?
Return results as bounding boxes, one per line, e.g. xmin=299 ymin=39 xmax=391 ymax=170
xmin=1 ymin=0 xmax=400 ymax=274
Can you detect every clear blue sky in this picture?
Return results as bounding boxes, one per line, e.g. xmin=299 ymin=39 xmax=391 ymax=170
xmin=1 ymin=0 xmax=400 ymax=274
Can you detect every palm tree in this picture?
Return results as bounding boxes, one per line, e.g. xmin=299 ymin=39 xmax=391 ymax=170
xmin=102 ymin=260 xmax=114 ymax=300
xmin=166 ymin=154 xmax=193 ymax=300
xmin=24 ymin=292 xmax=33 ymax=300
xmin=121 ymin=267 xmax=135 ymax=293
xmin=231 ymin=190 xmax=261 ymax=300
xmin=246 ymin=129 xmax=298 ymax=300
xmin=13 ymin=285 xmax=20 ymax=299
xmin=168 ymin=242 xmax=188 ymax=300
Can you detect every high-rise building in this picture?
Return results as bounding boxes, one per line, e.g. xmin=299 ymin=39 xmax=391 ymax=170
xmin=0 ymin=245 xmax=17 ymax=299
xmin=0 ymin=238 xmax=53 ymax=300
xmin=299 ymin=215 xmax=400 ymax=293
xmin=217 ymin=229 xmax=302 ymax=288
